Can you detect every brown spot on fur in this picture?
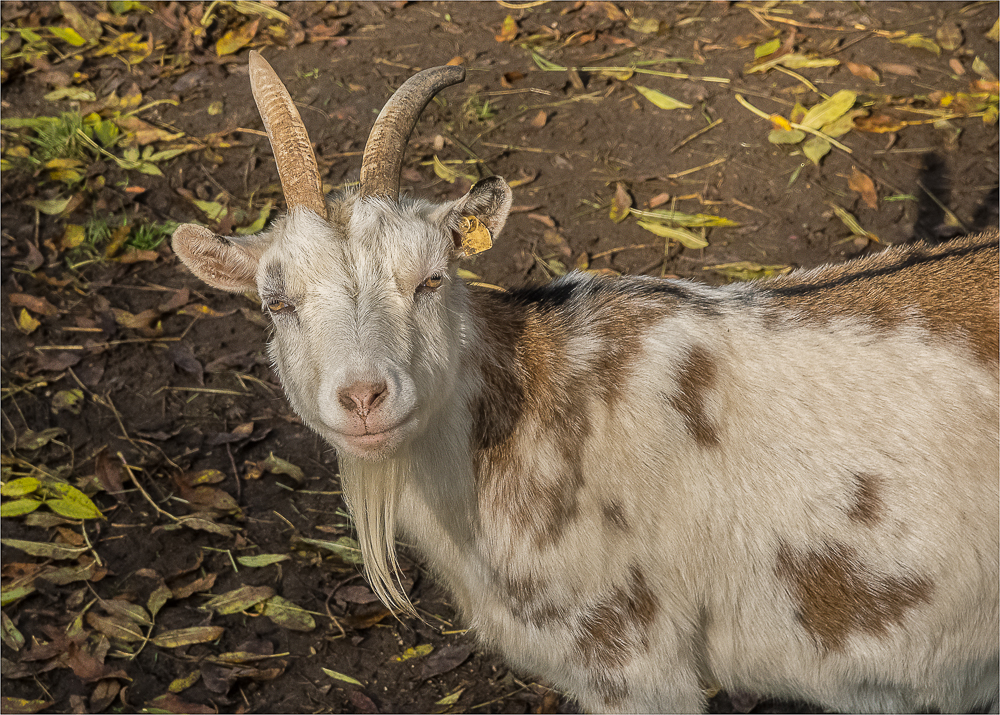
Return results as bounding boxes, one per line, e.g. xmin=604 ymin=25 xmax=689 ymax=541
xmin=766 ymin=231 xmax=999 ymax=367
xmin=592 ymin=674 xmax=629 ymax=707
xmin=776 ymin=542 xmax=933 ymax=651
xmin=669 ymin=346 xmax=721 ymax=447
xmin=502 ymin=572 xmax=568 ymax=627
xmin=602 ymin=500 xmax=630 ymax=532
xmin=846 ymin=473 xmax=883 ymax=526
xmin=577 ymin=565 xmax=659 ymax=669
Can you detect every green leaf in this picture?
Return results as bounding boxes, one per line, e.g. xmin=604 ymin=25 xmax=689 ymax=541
xmin=322 ymin=668 xmax=364 ymax=686
xmin=148 ymin=584 xmax=172 ymax=619
xmin=530 ymin=51 xmax=566 ymax=72
xmin=17 ymin=428 xmax=65 ymax=450
xmin=636 ymin=221 xmax=708 ymax=249
xmin=1 ymin=584 xmax=36 ymax=607
xmin=2 ymin=610 xmax=25 ymax=651
xmin=436 ymin=688 xmax=464 ymax=706
xmin=1 ymin=477 xmax=40 ymax=497
xmin=45 ymin=482 xmax=104 ymax=520
xmin=630 ymin=208 xmax=738 ymax=228
xmin=754 ymin=37 xmax=781 ymax=59
xmin=634 ymin=85 xmax=692 ymax=110
xmin=768 ymin=128 xmax=806 ymax=144
xmin=257 ymin=595 xmax=316 ymax=632
xmin=802 ymin=135 xmax=831 ymax=165
xmin=778 ymin=54 xmax=840 ymax=70
xmin=202 ymin=585 xmax=275 ymax=615
xmin=800 ymin=90 xmax=856 ymax=130
xmin=237 ymin=553 xmax=290 ymax=568
xmin=48 ymin=26 xmax=86 ymax=46
xmin=296 ymin=536 xmax=364 ymax=565
xmin=192 ymin=199 xmax=228 ymax=221
xmin=235 ymin=200 xmax=274 ymax=235
xmin=25 ymin=197 xmax=73 ymax=216
xmin=1 ymin=499 xmax=42 ymax=517
xmin=51 ymin=389 xmax=84 ymax=415
xmin=830 ymin=203 xmax=876 ymax=239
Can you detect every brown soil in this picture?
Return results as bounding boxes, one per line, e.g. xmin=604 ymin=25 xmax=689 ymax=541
xmin=1 ymin=2 xmax=997 ymax=713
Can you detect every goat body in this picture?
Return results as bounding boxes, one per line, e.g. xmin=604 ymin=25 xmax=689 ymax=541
xmin=173 ymin=56 xmax=999 ymax=713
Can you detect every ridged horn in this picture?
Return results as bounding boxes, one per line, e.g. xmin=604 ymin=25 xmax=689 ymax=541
xmin=359 ymin=65 xmax=466 ymax=202
xmin=248 ymin=51 xmax=327 ymax=220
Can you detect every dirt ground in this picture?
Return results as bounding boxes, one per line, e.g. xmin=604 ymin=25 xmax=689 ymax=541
xmin=1 ymin=2 xmax=997 ymax=713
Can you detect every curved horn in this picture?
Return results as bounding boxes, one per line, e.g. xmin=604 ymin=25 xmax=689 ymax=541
xmin=359 ymin=65 xmax=466 ymax=202
xmin=248 ymin=51 xmax=327 ymax=220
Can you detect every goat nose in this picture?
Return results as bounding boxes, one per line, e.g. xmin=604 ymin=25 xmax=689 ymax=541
xmin=337 ymin=381 xmax=388 ymax=417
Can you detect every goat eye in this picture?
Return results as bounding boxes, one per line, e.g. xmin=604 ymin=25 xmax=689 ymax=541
xmin=265 ymin=299 xmax=294 ymax=314
xmin=417 ymin=274 xmax=444 ymax=294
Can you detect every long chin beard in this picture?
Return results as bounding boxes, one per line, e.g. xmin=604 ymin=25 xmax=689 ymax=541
xmin=339 ymin=453 xmax=416 ymax=614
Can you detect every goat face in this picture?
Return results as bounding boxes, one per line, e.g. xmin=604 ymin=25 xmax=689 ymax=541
xmin=172 ymin=53 xmax=511 ymax=460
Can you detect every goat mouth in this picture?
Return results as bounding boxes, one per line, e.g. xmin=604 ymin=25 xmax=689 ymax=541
xmin=333 ymin=416 xmax=414 ymax=456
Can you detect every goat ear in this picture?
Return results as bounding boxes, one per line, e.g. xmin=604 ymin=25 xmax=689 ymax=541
xmin=441 ymin=176 xmax=512 ymax=256
xmin=171 ymin=223 xmax=267 ymax=293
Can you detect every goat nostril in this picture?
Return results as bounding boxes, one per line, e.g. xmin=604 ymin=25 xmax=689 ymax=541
xmin=338 ymin=381 xmax=389 ymax=416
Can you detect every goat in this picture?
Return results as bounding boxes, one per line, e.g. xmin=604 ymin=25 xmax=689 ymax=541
xmin=172 ymin=52 xmax=999 ymax=713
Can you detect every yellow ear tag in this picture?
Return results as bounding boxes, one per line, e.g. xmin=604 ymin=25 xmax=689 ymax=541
xmin=459 ymin=215 xmax=493 ymax=256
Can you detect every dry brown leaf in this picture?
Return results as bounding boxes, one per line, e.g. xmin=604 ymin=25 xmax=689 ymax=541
xmin=648 ymin=192 xmax=671 ymax=209
xmin=528 ymin=213 xmax=557 ymax=228
xmin=609 ymin=182 xmax=632 ymax=223
xmin=530 ymin=110 xmax=548 ymax=128
xmin=8 ymin=294 xmax=59 ymax=317
xmin=848 ymin=168 xmax=878 ymax=209
xmin=845 ymin=61 xmax=880 ymax=83
xmin=879 ymin=63 xmax=919 ymax=77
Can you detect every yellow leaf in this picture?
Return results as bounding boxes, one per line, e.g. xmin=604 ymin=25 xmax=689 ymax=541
xmin=800 ymin=90 xmax=856 ymax=130
xmin=45 ymin=482 xmax=105 ymax=520
xmin=802 ymin=135 xmax=831 ymax=165
xmin=1 ymin=477 xmax=40 ymax=497
xmin=168 ymin=671 xmax=201 ymax=694
xmin=26 ymin=196 xmax=73 ymax=215
xmin=436 ymin=687 xmax=465 ymax=706
xmin=394 ymin=644 xmax=434 ymax=661
xmin=892 ymin=33 xmax=941 ymax=55
xmin=322 ymin=668 xmax=364 ymax=686
xmin=634 ymin=85 xmax=692 ymax=110
xmin=152 ymin=626 xmax=225 ymax=648
xmin=636 ymin=221 xmax=708 ymax=249
xmin=257 ymin=595 xmax=316 ymax=631
xmin=769 ymin=114 xmax=793 ymax=131
xmin=18 ymin=309 xmax=41 ymax=334
xmin=755 ymin=37 xmax=781 ymax=58
xmin=49 ymin=26 xmax=87 ymax=46
xmin=93 ymin=32 xmax=149 ymax=59
xmin=216 ymin=18 xmax=260 ymax=56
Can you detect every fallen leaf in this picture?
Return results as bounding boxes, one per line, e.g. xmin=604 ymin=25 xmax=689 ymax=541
xmin=17 ymin=428 xmax=65 ymax=451
xmin=16 ymin=310 xmax=41 ymax=334
xmin=609 ymin=182 xmax=632 ymax=223
xmin=202 ymin=585 xmax=274 ymax=615
xmin=323 ymin=668 xmax=363 ymax=686
xmin=257 ymin=595 xmax=316 ymax=631
xmin=1 ymin=478 xmax=40 ymax=498
xmin=754 ymin=37 xmax=781 ymax=59
xmin=800 ymin=90 xmax=856 ymax=130
xmin=421 ymin=643 xmax=473 ymax=680
xmin=51 ymin=389 xmax=84 ymax=415
xmin=636 ymin=221 xmax=708 ymax=249
xmin=394 ymin=644 xmax=433 ymax=662
xmin=495 ymin=14 xmax=518 ymax=42
xmin=936 ymin=23 xmax=963 ymax=51
xmin=152 ymin=626 xmax=225 ymax=648
xmin=436 ymin=688 xmax=464 ymax=706
xmin=802 ymin=135 xmax=831 ymax=165
xmin=848 ymin=168 xmax=878 ymax=209
xmin=530 ymin=110 xmax=548 ymax=128
xmin=146 ymin=693 xmax=216 ymax=714
xmin=216 ymin=18 xmax=260 ymax=56
xmin=879 ymin=63 xmax=919 ymax=77
xmin=892 ymin=33 xmax=941 ymax=55
xmin=634 ymin=85 xmax=692 ymax=110
xmin=295 ymin=536 xmax=364 ymax=565
xmin=86 ymin=613 xmax=144 ymax=642
xmin=170 ymin=573 xmax=217 ymax=599
xmin=845 ymin=61 xmax=879 ymax=83
xmin=237 ymin=553 xmax=290 ymax=568
xmin=768 ymin=128 xmax=806 ymax=144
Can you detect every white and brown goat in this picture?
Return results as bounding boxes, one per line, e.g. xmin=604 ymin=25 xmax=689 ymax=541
xmin=173 ymin=52 xmax=999 ymax=713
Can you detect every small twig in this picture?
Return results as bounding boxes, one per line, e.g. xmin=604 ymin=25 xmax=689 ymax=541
xmin=665 ymin=157 xmax=727 ymax=179
xmin=118 ymin=452 xmax=178 ymax=522
xmin=80 ymin=522 xmax=103 ymax=568
xmin=152 ymin=386 xmax=249 ymax=397
xmin=670 ymin=118 xmax=723 ymax=153
xmin=916 ymin=181 xmax=967 ymax=232
xmin=590 ymin=244 xmax=661 ymax=260
xmin=226 ymin=442 xmax=242 ymax=501
xmin=774 ymin=66 xmax=826 ymax=98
